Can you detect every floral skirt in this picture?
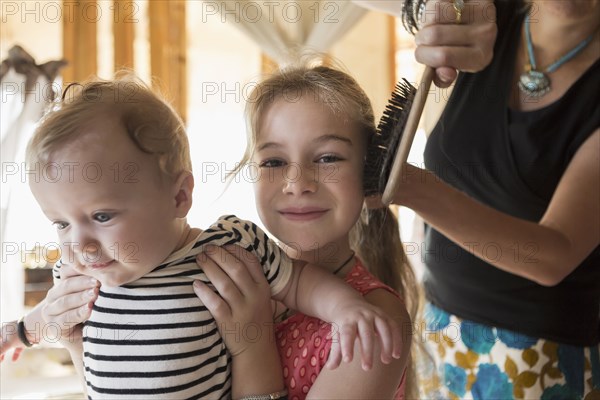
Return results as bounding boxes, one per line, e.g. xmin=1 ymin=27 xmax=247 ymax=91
xmin=418 ymin=302 xmax=600 ymax=400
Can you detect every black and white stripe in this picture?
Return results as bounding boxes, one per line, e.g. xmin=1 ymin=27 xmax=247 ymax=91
xmin=56 ymin=216 xmax=291 ymax=399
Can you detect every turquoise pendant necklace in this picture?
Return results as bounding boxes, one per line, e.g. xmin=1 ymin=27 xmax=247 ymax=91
xmin=518 ymin=14 xmax=595 ymax=98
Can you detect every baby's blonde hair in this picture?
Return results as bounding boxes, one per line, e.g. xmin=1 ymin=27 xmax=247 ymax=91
xmin=26 ymin=74 xmax=191 ymax=178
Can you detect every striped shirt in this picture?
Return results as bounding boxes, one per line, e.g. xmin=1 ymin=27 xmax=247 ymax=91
xmin=55 ymin=215 xmax=292 ymax=399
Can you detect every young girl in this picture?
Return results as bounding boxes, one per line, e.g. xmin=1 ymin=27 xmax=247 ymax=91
xmin=193 ymin=62 xmax=421 ymax=399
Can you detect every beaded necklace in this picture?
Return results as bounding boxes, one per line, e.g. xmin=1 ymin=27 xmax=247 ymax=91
xmin=332 ymin=251 xmax=356 ymax=276
xmin=518 ymin=14 xmax=595 ymax=98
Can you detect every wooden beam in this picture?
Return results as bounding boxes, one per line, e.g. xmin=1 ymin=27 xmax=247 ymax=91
xmin=148 ymin=0 xmax=187 ymax=122
xmin=62 ymin=0 xmax=98 ymax=83
xmin=113 ymin=0 xmax=135 ymax=72
xmin=388 ymin=15 xmax=400 ymax=218
xmin=261 ymin=53 xmax=332 ymax=74
xmin=261 ymin=53 xmax=278 ymax=75
xmin=389 ymin=15 xmax=397 ymax=90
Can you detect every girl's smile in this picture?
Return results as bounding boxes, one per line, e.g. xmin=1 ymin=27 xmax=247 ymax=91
xmin=278 ymin=207 xmax=329 ymax=221
xmin=253 ymin=95 xmax=366 ymax=260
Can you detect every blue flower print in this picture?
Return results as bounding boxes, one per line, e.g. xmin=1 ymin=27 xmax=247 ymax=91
xmin=425 ymin=302 xmax=450 ymax=331
xmin=541 ymin=384 xmax=581 ymax=400
xmin=497 ymin=328 xmax=538 ymax=350
xmin=558 ymin=344 xmax=584 ymax=397
xmin=444 ymin=363 xmax=467 ymax=397
xmin=461 ymin=321 xmax=496 ymax=354
xmin=472 ymin=363 xmax=513 ymax=400
xmin=591 ymin=345 xmax=600 ymax=389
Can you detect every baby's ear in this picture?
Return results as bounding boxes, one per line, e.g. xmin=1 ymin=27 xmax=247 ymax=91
xmin=173 ymin=171 xmax=194 ymax=217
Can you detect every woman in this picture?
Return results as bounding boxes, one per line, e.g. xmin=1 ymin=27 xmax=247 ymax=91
xmin=387 ymin=0 xmax=598 ymax=398
xmin=2 ymin=1 xmax=500 ymax=398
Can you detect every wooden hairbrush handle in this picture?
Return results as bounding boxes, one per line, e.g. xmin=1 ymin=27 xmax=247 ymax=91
xmin=381 ymin=66 xmax=435 ymax=205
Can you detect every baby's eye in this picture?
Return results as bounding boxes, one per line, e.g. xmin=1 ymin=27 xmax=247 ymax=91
xmin=53 ymin=221 xmax=69 ymax=230
xmin=259 ymin=159 xmax=285 ymax=168
xmin=316 ymin=154 xmax=342 ymax=164
xmin=93 ymin=213 xmax=112 ymax=223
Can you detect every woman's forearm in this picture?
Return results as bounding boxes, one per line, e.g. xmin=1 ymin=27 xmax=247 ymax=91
xmin=397 ymin=157 xmax=599 ymax=285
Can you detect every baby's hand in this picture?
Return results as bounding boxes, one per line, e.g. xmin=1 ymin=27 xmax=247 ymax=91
xmin=326 ymin=299 xmax=403 ymax=371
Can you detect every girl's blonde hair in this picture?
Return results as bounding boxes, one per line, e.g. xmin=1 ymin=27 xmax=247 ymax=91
xmin=26 ymin=74 xmax=191 ymax=178
xmin=234 ymin=60 xmax=421 ymax=399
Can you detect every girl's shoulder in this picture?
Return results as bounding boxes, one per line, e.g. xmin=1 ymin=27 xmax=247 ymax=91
xmin=345 ymin=259 xmax=402 ymax=300
xmin=346 ymin=260 xmax=409 ymax=325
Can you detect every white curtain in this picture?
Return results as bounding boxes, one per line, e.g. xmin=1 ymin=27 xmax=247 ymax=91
xmin=0 ymin=46 xmax=65 ymax=320
xmin=208 ymin=0 xmax=368 ymax=63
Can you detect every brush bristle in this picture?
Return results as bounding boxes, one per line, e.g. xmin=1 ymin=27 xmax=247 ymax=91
xmin=364 ymin=79 xmax=416 ymax=196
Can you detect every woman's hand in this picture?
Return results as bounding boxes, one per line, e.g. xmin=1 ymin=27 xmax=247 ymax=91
xmin=1 ymin=320 xmax=23 ymax=362
xmin=415 ymin=0 xmax=497 ymax=87
xmin=351 ymin=0 xmax=497 ymax=88
xmin=42 ymin=264 xmax=99 ymax=349
xmin=1 ymin=264 xmax=98 ymax=362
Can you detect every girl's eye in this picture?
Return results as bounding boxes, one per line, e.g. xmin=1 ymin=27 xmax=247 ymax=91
xmin=317 ymin=154 xmax=342 ymax=164
xmin=53 ymin=221 xmax=69 ymax=230
xmin=93 ymin=213 xmax=112 ymax=223
xmin=259 ymin=159 xmax=285 ymax=168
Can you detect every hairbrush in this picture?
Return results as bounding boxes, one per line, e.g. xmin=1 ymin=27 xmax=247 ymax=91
xmin=364 ymin=66 xmax=435 ymax=205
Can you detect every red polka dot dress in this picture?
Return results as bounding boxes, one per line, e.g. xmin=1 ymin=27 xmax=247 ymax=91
xmin=275 ymin=258 xmax=406 ymax=399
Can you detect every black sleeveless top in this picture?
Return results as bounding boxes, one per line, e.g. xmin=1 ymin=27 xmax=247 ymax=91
xmin=422 ymin=0 xmax=600 ymax=346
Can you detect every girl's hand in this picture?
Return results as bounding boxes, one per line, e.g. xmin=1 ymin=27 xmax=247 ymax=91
xmin=194 ymin=245 xmax=285 ymax=399
xmin=42 ymin=264 xmax=99 ymax=348
xmin=415 ymin=0 xmax=497 ymax=87
xmin=1 ymin=321 xmax=24 ymax=362
xmin=193 ymin=245 xmax=274 ymax=356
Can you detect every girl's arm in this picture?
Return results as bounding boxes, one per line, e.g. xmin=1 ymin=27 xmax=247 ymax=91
xmin=394 ymin=129 xmax=600 ymax=286
xmin=195 ymin=246 xmax=410 ymax=398
xmin=307 ymin=289 xmax=411 ymax=399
